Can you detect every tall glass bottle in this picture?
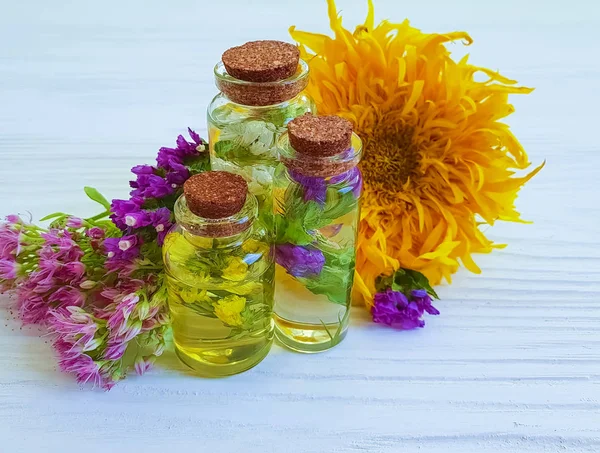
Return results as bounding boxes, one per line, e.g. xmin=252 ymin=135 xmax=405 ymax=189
xmin=163 ymin=171 xmax=275 ymax=376
xmin=207 ymin=40 xmax=315 ymax=233
xmin=273 ymin=114 xmax=363 ymax=352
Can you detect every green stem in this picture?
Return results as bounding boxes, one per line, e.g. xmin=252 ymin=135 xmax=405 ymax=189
xmin=86 ymin=210 xmax=110 ymax=223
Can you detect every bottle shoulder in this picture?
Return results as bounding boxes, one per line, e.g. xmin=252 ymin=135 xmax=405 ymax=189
xmin=162 ymin=226 xmax=274 ymax=288
xmin=207 ymin=92 xmax=316 ymax=128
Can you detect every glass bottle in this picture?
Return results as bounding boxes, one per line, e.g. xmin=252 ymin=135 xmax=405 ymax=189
xmin=163 ymin=171 xmax=275 ymax=376
xmin=273 ymin=114 xmax=363 ymax=353
xmin=207 ymin=41 xmax=316 ymax=234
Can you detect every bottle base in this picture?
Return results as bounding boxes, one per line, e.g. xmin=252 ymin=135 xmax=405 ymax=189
xmin=274 ymin=314 xmax=348 ymax=353
xmin=174 ymin=337 xmax=273 ymax=377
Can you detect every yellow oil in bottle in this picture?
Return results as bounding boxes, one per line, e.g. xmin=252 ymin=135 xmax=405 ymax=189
xmin=273 ymin=210 xmax=357 ymax=353
xmin=164 ymin=229 xmax=275 ymax=377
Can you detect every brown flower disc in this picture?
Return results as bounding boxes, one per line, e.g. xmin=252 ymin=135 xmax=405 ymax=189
xmin=222 ymin=40 xmax=300 ymax=82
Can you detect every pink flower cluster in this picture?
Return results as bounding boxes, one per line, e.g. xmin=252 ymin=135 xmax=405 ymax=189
xmin=0 ymin=128 xmax=208 ymax=390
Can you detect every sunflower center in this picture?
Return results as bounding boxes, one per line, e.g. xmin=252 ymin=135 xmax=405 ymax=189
xmin=360 ymin=125 xmax=420 ymax=203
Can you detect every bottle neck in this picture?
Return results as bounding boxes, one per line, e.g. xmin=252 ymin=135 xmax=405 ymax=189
xmin=173 ymin=193 xmax=258 ymax=245
xmin=213 ymin=60 xmax=309 ymax=107
xmin=180 ymin=226 xmax=252 ymax=250
xmin=278 ymin=132 xmax=363 ymax=178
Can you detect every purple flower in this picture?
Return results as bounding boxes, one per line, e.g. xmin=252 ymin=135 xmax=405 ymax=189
xmin=331 ymin=167 xmax=362 ymax=199
xmin=131 ymin=165 xmax=155 ymax=176
xmin=130 ymin=174 xmax=174 ymax=199
xmin=148 ymin=208 xmax=172 ymax=245
xmin=156 ymin=148 xmax=182 ymax=172
xmin=110 ymin=197 xmax=145 ymax=230
xmin=276 ymin=243 xmax=325 ymax=278
xmin=165 ymin=162 xmax=190 ymax=186
xmin=411 ymin=289 xmax=440 ymax=315
xmin=156 ymin=128 xmax=205 ymax=172
xmin=289 ymin=169 xmax=327 ymax=204
xmin=123 ymin=211 xmax=150 ymax=229
xmin=188 ymin=127 xmax=203 ymax=146
xmin=372 ymin=288 xmax=439 ymax=330
xmin=104 ymin=235 xmax=141 ymax=261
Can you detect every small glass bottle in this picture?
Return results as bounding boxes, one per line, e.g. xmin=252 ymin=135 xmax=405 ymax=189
xmin=273 ymin=114 xmax=363 ymax=352
xmin=163 ymin=171 xmax=275 ymax=376
xmin=207 ymin=40 xmax=316 ymax=233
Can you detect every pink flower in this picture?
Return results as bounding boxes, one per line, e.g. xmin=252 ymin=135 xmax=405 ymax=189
xmin=104 ymin=341 xmax=127 ymax=360
xmin=134 ymin=356 xmax=154 ymax=376
xmin=5 ymin=215 xmax=23 ymax=224
xmin=66 ymin=217 xmax=84 ymax=228
xmin=48 ymin=307 xmax=99 ymax=352
xmin=104 ymin=258 xmax=139 ymax=278
xmin=120 ymin=320 xmax=142 ymax=342
xmin=60 ymin=261 xmax=86 ymax=282
xmin=107 ymin=293 xmax=139 ymax=334
xmin=0 ymin=225 xmax=19 ymax=259
xmin=86 ymin=227 xmax=105 ymax=239
xmin=18 ymin=286 xmax=50 ymax=324
xmin=54 ymin=340 xmax=112 ymax=389
xmin=49 ymin=286 xmax=86 ymax=307
xmin=0 ymin=259 xmax=17 ymax=280
xmin=40 ymin=230 xmax=84 ymax=262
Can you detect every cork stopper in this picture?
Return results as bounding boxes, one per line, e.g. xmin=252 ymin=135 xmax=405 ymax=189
xmin=288 ymin=114 xmax=353 ymax=157
xmin=183 ymin=172 xmax=247 ymax=219
xmin=222 ymin=40 xmax=300 ymax=83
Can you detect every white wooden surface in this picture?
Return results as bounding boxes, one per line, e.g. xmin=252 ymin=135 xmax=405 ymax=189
xmin=1 ymin=1 xmax=599 ymax=451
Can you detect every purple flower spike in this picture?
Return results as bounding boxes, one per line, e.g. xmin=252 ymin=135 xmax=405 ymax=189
xmin=130 ymin=174 xmax=174 ymax=199
xmin=131 ymin=165 xmax=155 ymax=176
xmin=148 ymin=208 xmax=171 ymax=245
xmin=104 ymin=235 xmax=141 ymax=261
xmin=188 ymin=128 xmax=203 ymax=146
xmin=110 ymin=197 xmax=145 ymax=230
xmin=156 ymin=128 xmax=204 ymax=172
xmin=165 ymin=162 xmax=190 ymax=186
xmin=276 ymin=243 xmax=325 ymax=278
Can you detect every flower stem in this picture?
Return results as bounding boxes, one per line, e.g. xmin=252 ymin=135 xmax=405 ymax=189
xmin=86 ymin=210 xmax=110 ymax=223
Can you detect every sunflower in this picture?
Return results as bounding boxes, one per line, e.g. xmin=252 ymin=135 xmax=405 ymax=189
xmin=290 ymin=0 xmax=543 ymax=307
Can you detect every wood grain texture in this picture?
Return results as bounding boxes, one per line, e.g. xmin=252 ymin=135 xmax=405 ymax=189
xmin=1 ymin=0 xmax=599 ymax=451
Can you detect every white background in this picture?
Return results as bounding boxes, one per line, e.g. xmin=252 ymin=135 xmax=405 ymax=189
xmin=1 ymin=0 xmax=599 ymax=451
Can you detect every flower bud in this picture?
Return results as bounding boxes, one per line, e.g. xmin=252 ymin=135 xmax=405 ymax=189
xmin=137 ymin=301 xmax=150 ymax=320
xmin=80 ymin=280 xmax=96 ymax=290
